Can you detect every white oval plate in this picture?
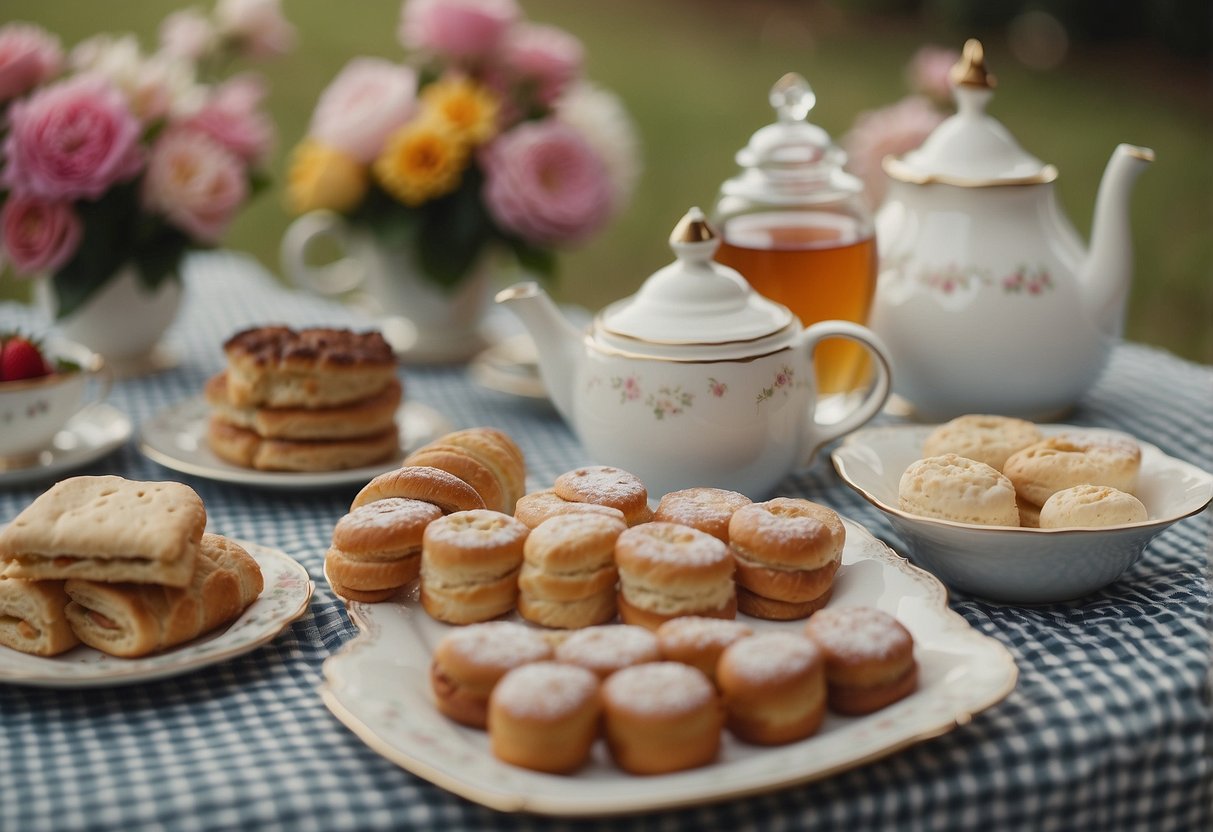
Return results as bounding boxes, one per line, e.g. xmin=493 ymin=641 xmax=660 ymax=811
xmin=320 ymin=517 xmax=1017 ymax=816
xmin=831 ymin=424 xmax=1213 ymax=603
xmin=138 ymin=397 xmax=452 ymax=490
xmin=0 ymin=403 xmax=131 ymax=487
xmin=0 ymin=540 xmax=313 ymax=688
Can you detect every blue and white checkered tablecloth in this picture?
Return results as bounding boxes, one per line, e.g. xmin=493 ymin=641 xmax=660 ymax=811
xmin=1 ymin=253 xmax=1209 ymax=832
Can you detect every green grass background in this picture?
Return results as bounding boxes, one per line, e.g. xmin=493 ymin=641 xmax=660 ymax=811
xmin=3 ymin=0 xmax=1209 ymax=363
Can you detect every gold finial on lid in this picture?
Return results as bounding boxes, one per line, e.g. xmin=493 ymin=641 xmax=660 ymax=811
xmin=670 ymin=207 xmax=717 ymax=245
xmin=950 ymin=39 xmax=997 ymax=89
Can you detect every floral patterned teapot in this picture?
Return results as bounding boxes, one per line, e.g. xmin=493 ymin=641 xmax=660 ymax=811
xmin=496 ymin=208 xmax=892 ymax=497
xmin=870 ymin=40 xmax=1153 ymax=420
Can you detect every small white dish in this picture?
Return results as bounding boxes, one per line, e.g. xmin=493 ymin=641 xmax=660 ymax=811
xmin=0 ymin=338 xmax=108 ymax=458
xmin=832 ymin=424 xmax=1213 ymax=603
xmin=138 ymin=397 xmax=452 ymax=490
xmin=0 ymin=540 xmax=312 ymax=688
xmin=320 ymin=517 xmax=1017 ymax=816
xmin=0 ymin=403 xmax=131 ymax=487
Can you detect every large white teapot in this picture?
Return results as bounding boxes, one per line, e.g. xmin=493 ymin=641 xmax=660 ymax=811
xmin=496 ymin=208 xmax=892 ymax=498
xmin=871 ymin=40 xmax=1153 ymax=420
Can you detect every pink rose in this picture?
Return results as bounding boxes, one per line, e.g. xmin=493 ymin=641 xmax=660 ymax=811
xmin=159 ymin=8 xmax=218 ymax=61
xmin=309 ymin=58 xmax=417 ymax=164
xmin=842 ymin=95 xmax=946 ymax=208
xmin=0 ymin=23 xmax=62 ymax=102
xmin=142 ymin=128 xmax=247 ymax=243
xmin=181 ymin=74 xmax=274 ymax=163
xmin=0 ymin=194 xmax=82 ymax=274
xmin=399 ymin=0 xmax=519 ymax=60
xmin=481 ymin=120 xmax=613 ymax=246
xmin=906 ymin=45 xmax=960 ymax=103
xmin=215 ymin=0 xmax=296 ymax=59
xmin=500 ymin=23 xmax=583 ymax=107
xmin=2 ymin=75 xmax=142 ymax=201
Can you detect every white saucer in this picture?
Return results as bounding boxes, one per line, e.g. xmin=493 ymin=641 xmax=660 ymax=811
xmin=468 ymin=334 xmax=547 ymax=400
xmin=0 ymin=540 xmax=312 ymax=688
xmin=138 ymin=397 xmax=453 ymax=490
xmin=0 ymin=404 xmax=131 ymax=487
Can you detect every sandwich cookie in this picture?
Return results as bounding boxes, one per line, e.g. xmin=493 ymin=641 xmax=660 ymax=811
xmin=518 ymin=513 xmax=626 ymax=629
xmin=554 ymin=466 xmax=652 ymax=526
xmin=420 ymin=510 xmax=529 ymax=624
xmin=614 ymin=522 xmax=736 ymax=631
xmin=326 ymin=497 xmax=444 ymax=603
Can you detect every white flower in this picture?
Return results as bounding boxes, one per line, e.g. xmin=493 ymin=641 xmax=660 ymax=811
xmin=160 ymin=8 xmax=219 ymax=61
xmin=555 ymin=81 xmax=641 ymax=210
xmin=215 ymin=0 xmax=296 ymax=59
xmin=69 ymin=34 xmax=203 ymax=121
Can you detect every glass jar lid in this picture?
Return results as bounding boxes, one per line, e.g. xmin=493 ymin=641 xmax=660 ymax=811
xmin=720 ymin=73 xmax=862 ymax=205
xmin=883 ymin=40 xmax=1056 ymax=186
xmin=596 ymin=208 xmax=793 ymax=347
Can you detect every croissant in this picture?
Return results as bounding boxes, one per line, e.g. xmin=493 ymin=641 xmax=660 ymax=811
xmin=64 ymin=534 xmax=263 ymax=658
xmin=0 ymin=577 xmax=79 ymax=657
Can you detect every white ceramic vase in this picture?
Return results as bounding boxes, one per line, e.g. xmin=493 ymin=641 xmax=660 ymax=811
xmin=37 ymin=264 xmax=183 ymax=375
xmin=281 ymin=211 xmax=495 ymax=363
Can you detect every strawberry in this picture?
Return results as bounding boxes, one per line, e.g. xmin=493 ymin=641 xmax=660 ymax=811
xmin=0 ymin=335 xmax=53 ymax=382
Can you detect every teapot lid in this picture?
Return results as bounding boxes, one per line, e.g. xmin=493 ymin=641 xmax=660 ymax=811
xmin=883 ymin=40 xmax=1058 ymax=187
xmin=720 ymin=73 xmax=862 ymax=204
xmin=597 ymin=208 xmax=793 ymax=346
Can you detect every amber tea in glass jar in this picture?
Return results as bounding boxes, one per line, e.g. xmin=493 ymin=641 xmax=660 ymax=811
xmin=714 ymin=74 xmax=876 ymax=395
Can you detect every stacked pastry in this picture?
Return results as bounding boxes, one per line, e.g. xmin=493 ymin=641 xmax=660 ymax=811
xmin=325 ymin=427 xmax=527 ymax=603
xmin=206 ymin=326 xmax=401 ymax=472
xmin=0 ymin=476 xmax=262 ymax=658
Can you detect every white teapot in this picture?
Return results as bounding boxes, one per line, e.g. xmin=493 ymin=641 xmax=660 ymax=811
xmin=496 ymin=208 xmax=892 ymax=498
xmin=870 ymin=40 xmax=1153 ymax=420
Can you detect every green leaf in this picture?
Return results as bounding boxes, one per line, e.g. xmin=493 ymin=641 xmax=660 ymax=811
xmin=505 ymin=238 xmax=558 ymax=283
xmin=415 ymin=170 xmax=495 ymax=290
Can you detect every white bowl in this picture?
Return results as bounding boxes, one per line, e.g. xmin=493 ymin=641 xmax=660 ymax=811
xmin=831 ymin=424 xmax=1213 ymax=603
xmin=0 ymin=339 xmax=106 ymax=459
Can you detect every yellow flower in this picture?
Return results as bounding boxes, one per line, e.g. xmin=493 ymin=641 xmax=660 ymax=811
xmin=285 ymin=141 xmax=368 ymax=214
xmin=373 ymin=120 xmax=468 ymax=206
xmin=421 ymin=76 xmax=499 ymax=147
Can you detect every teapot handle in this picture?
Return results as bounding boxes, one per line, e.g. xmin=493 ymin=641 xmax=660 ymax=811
xmin=797 ymin=321 xmax=892 ymax=467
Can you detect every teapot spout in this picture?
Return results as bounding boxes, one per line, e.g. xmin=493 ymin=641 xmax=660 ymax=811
xmin=495 ymin=282 xmax=582 ymax=422
xmin=1082 ymin=144 xmax=1153 ymax=334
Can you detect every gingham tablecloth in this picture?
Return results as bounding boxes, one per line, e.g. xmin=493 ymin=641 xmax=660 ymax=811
xmin=1 ymin=253 xmax=1210 ymax=832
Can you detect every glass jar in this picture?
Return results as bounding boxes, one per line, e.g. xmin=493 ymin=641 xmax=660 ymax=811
xmin=713 ymin=73 xmax=876 ymax=396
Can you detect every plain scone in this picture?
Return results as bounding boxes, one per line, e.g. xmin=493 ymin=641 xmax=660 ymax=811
xmin=1039 ymin=484 xmax=1148 ymax=529
xmin=922 ymin=414 xmax=1043 ymax=472
xmin=898 ymin=454 xmax=1020 ymax=526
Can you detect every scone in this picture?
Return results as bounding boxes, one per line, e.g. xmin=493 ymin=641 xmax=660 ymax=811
xmin=326 ymin=497 xmax=444 ymax=603
xmin=0 ymin=578 xmax=79 ymax=656
xmin=64 ymin=534 xmax=263 ymax=658
xmin=207 ymin=419 xmax=400 ymax=472
xmin=514 ymin=489 xmax=627 ymax=529
xmin=553 ymin=624 xmax=661 ymax=679
xmin=0 ymin=476 xmax=206 ymax=588
xmin=222 ymin=326 xmax=396 ymax=409
xmin=656 ymin=616 xmax=753 ymax=685
xmin=804 ymin=606 xmax=918 ymax=715
xmin=614 ymin=522 xmax=736 ymax=630
xmin=489 ymin=662 xmax=601 ymax=774
xmin=654 ymin=487 xmax=752 ymax=543
xmin=728 ymin=498 xmax=844 ymax=620
xmin=518 ymin=513 xmax=626 ymax=629
xmin=717 ymin=631 xmax=826 ymax=744
xmin=922 ymin=414 xmax=1043 ymax=472
xmin=1003 ymin=432 xmax=1142 ymax=508
xmin=430 ymin=621 xmax=553 ymax=728
xmin=1039 ymin=484 xmax=1148 ymax=529
xmin=554 ymin=466 xmax=652 ymax=526
xmin=602 ymin=662 xmax=723 ymax=774
xmin=205 ymin=373 xmax=401 ymax=440
xmin=898 ymin=454 xmax=1020 ymax=527
xmin=420 ymin=510 xmax=529 ymax=624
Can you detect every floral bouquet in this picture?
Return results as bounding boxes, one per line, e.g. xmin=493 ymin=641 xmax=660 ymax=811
xmin=0 ymin=0 xmax=293 ymax=319
xmin=286 ymin=0 xmax=640 ymax=289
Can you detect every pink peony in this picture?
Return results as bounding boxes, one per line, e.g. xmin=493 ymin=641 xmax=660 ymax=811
xmin=399 ymin=0 xmax=519 ymax=60
xmin=2 ymin=75 xmax=142 ymax=201
xmin=0 ymin=23 xmax=62 ymax=102
xmin=0 ymin=194 xmax=82 ymax=274
xmin=142 ymin=128 xmax=248 ymax=243
xmin=906 ymin=45 xmax=960 ymax=103
xmin=481 ymin=120 xmax=613 ymax=246
xmin=309 ymin=58 xmax=418 ymax=164
xmin=215 ymin=0 xmax=296 ymax=59
xmin=181 ymin=74 xmax=274 ymax=163
xmin=842 ymin=95 xmax=946 ymax=208
xmin=500 ymin=23 xmax=583 ymax=107
xmin=159 ymin=8 xmax=218 ymax=61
